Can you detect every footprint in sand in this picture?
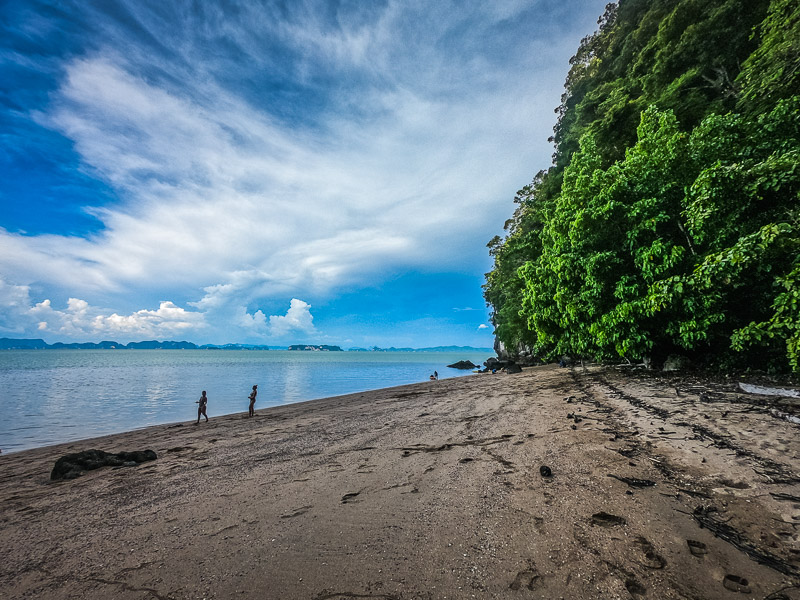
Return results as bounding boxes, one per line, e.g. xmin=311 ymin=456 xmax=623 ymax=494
xmin=591 ymin=512 xmax=626 ymax=527
xmin=687 ymin=539 xmax=708 ymax=557
xmin=509 ymin=565 xmax=541 ymax=591
xmin=341 ymin=491 xmax=361 ymax=504
xmin=280 ymin=505 xmax=312 ymax=519
xmin=634 ymin=536 xmax=667 ymax=569
xmin=722 ymin=574 xmax=751 ymax=594
xmin=625 ymin=578 xmax=647 ymax=597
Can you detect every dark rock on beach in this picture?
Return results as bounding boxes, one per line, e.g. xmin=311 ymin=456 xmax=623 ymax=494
xmin=447 ymin=360 xmax=477 ymax=370
xmin=483 ymin=357 xmax=522 ymax=373
xmin=51 ymin=449 xmax=157 ymax=480
xmin=663 ymin=354 xmax=691 ymax=372
xmin=484 ymin=357 xmax=507 ymax=370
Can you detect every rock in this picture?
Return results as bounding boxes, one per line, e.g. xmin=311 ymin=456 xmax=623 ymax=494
xmin=51 ymin=449 xmax=157 ymax=480
xmin=505 ymin=363 xmax=522 ymax=374
xmin=493 ymin=337 xmax=539 ymax=366
xmin=539 ymin=465 xmax=552 ymax=477
xmin=494 ymin=337 xmax=510 ymax=361
xmin=484 ymin=357 xmax=513 ymax=370
xmin=663 ymin=354 xmax=690 ymax=372
xmin=447 ymin=360 xmax=477 ymax=370
xmin=484 ymin=356 xmax=504 ymax=369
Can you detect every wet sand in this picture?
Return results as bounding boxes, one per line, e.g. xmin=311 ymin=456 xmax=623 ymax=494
xmin=1 ymin=364 xmax=799 ymax=599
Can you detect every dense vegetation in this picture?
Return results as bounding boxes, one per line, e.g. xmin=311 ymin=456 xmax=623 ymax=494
xmin=484 ymin=0 xmax=800 ymax=372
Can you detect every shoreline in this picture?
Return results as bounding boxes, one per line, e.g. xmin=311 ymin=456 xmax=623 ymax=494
xmin=1 ymin=377 xmax=473 ymax=457
xmin=0 ymin=349 xmax=490 ymax=455
xmin=1 ymin=364 xmax=798 ymax=599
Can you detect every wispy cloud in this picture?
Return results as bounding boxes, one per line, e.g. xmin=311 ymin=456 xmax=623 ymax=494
xmin=0 ymin=0 xmax=608 ymax=343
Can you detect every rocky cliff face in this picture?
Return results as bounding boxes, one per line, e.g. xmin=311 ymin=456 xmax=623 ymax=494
xmin=494 ymin=337 xmax=538 ymax=366
xmin=494 ymin=337 xmax=509 ymax=360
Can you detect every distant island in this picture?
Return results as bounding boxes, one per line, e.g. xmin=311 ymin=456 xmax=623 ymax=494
xmin=0 ymin=338 xmax=493 ymax=353
xmin=287 ymin=344 xmax=343 ymax=351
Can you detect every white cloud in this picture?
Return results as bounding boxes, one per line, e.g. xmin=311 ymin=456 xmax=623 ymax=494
xmin=269 ymin=299 xmax=316 ymax=337
xmin=478 ymin=324 xmax=489 ymax=330
xmin=26 ymin=296 xmax=205 ymax=340
xmin=0 ymin=277 xmax=202 ymax=340
xmin=0 ymin=277 xmax=318 ymax=343
xmin=0 ymin=279 xmax=34 ymax=333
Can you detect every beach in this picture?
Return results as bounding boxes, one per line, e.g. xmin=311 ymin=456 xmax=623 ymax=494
xmin=1 ymin=364 xmax=799 ymax=599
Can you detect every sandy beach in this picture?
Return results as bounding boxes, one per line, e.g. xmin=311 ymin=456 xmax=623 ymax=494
xmin=1 ymin=364 xmax=799 ymax=599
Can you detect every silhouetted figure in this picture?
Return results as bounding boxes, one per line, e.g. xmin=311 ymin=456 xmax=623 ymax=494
xmin=434 ymin=370 xmax=438 ymax=380
xmin=248 ymin=385 xmax=258 ymax=417
xmin=196 ymin=390 xmax=208 ymax=424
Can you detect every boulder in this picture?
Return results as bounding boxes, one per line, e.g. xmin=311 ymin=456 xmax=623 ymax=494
xmin=484 ymin=357 xmax=508 ymax=370
xmin=51 ymin=449 xmax=157 ymax=481
xmin=662 ymin=354 xmax=691 ymax=372
xmin=494 ymin=337 xmax=510 ymax=361
xmin=492 ymin=337 xmax=541 ymax=366
xmin=447 ymin=360 xmax=478 ymax=370
xmin=558 ymin=356 xmax=575 ymax=367
xmin=505 ymin=363 xmax=523 ymax=374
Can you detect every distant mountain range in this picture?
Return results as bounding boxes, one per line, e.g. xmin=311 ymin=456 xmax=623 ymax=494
xmin=0 ymin=338 xmax=277 ymax=350
xmin=0 ymin=338 xmax=493 ymax=353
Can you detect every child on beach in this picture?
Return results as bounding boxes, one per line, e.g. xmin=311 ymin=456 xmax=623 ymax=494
xmin=248 ymin=385 xmax=258 ymax=417
xmin=196 ymin=390 xmax=208 ymax=424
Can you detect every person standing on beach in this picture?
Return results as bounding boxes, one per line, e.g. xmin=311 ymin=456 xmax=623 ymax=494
xmin=196 ymin=390 xmax=208 ymax=424
xmin=248 ymin=385 xmax=258 ymax=417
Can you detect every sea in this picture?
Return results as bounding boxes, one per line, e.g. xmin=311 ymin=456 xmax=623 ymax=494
xmin=0 ymin=349 xmax=493 ymax=454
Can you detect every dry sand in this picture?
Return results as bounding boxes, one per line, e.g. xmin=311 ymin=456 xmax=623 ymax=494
xmin=1 ymin=364 xmax=799 ymax=599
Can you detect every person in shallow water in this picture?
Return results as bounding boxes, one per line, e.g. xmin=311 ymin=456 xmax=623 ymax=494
xmin=248 ymin=384 xmax=258 ymax=417
xmin=196 ymin=390 xmax=208 ymax=424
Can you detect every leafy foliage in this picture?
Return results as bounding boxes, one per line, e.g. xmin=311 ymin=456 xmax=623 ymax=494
xmin=485 ymin=0 xmax=800 ymax=372
xmin=737 ymin=0 xmax=800 ymax=113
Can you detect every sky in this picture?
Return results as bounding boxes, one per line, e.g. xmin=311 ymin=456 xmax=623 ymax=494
xmin=0 ymin=0 xmax=608 ymax=348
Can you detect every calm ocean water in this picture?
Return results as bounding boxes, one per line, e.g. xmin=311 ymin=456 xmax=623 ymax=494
xmin=0 ymin=349 xmax=492 ymax=453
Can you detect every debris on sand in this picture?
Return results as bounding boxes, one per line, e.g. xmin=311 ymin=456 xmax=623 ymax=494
xmin=692 ymin=506 xmax=800 ymax=577
xmin=769 ymin=408 xmax=800 ymax=425
xmin=739 ymin=383 xmax=800 ymax=398
xmin=607 ymin=474 xmax=656 ymax=488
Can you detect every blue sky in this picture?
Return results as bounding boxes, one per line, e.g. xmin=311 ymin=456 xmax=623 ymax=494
xmin=0 ymin=0 xmax=607 ymax=347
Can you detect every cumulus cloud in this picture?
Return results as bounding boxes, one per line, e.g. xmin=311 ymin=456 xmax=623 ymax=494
xmin=0 ymin=277 xmax=317 ymax=343
xmin=478 ymin=324 xmax=489 ymax=330
xmin=269 ymin=299 xmax=316 ymax=337
xmin=0 ymin=279 xmax=207 ymax=340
